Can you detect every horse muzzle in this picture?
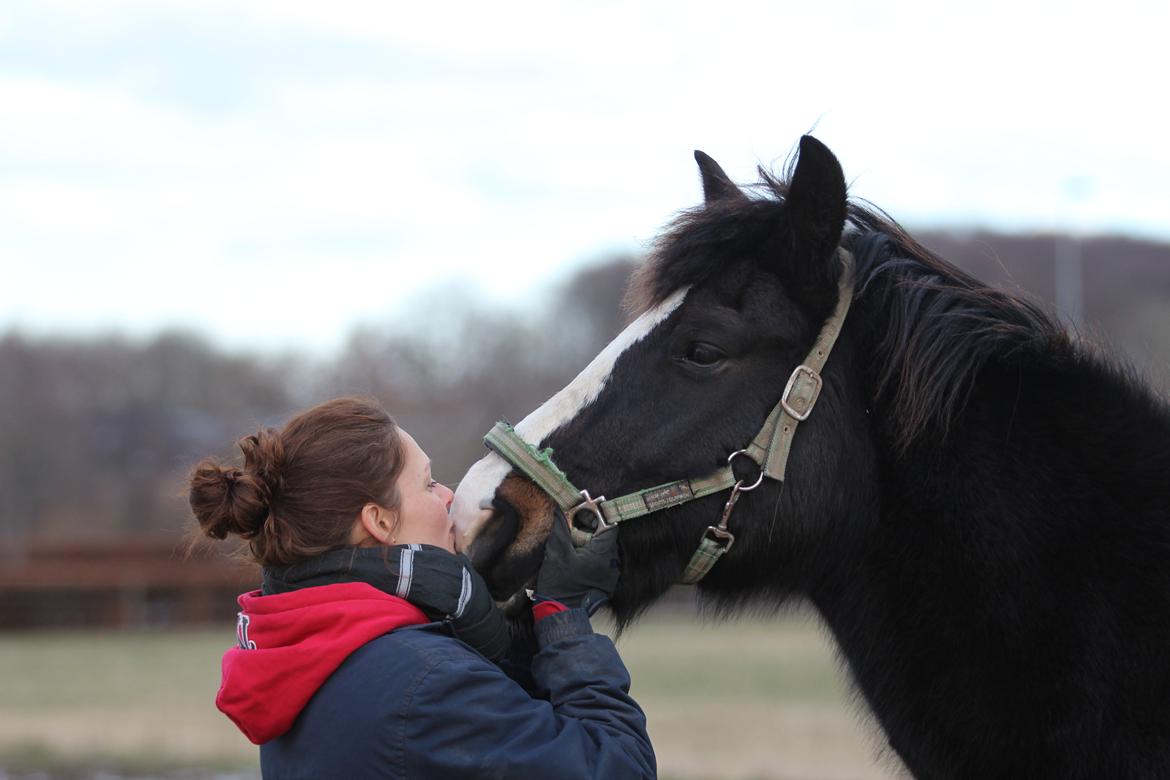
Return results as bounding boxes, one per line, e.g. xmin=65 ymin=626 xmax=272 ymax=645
xmin=453 ymin=470 xmax=558 ymax=602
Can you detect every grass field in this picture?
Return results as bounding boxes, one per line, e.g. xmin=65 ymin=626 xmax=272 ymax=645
xmin=0 ymin=610 xmax=905 ymax=779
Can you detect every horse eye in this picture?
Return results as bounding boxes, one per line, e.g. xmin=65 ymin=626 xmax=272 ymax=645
xmin=684 ymin=342 xmax=725 ymax=367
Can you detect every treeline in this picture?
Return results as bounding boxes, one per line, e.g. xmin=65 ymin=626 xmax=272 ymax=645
xmin=0 ymin=256 xmax=636 ymax=544
xmin=1 ymin=232 xmax=1167 ymax=543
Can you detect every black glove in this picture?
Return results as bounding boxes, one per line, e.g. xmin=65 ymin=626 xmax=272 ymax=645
xmin=398 ymin=545 xmax=511 ymax=662
xmin=535 ymin=517 xmax=621 ymax=614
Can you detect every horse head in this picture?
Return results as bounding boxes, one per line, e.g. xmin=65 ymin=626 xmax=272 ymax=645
xmin=451 ymin=136 xmax=1170 ymax=777
xmin=452 ymin=136 xmax=880 ymax=624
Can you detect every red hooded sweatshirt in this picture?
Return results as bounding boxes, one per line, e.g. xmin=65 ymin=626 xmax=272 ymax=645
xmin=216 ymin=582 xmax=429 ymax=744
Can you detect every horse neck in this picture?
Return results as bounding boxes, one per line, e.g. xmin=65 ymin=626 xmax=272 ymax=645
xmin=806 ymin=330 xmax=1170 ymax=776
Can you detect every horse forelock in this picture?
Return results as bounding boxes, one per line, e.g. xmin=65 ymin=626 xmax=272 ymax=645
xmin=624 ymin=198 xmax=785 ymax=318
xmin=624 ymin=164 xmax=803 ymax=317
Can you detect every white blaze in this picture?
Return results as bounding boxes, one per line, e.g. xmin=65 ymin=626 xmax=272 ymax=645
xmin=451 ymin=288 xmax=689 ymax=550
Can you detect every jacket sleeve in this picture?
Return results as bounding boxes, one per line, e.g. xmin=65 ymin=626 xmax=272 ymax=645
xmin=401 ymin=609 xmax=656 ymax=779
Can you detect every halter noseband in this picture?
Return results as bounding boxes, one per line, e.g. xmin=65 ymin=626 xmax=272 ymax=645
xmin=482 ymin=249 xmax=855 ymax=585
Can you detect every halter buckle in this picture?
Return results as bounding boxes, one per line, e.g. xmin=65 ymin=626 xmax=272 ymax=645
xmin=566 ymin=489 xmax=610 ymax=534
xmin=781 ymin=364 xmax=822 ymax=421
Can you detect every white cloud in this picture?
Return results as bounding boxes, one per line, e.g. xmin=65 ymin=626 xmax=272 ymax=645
xmin=2 ymin=0 xmax=1168 ymax=353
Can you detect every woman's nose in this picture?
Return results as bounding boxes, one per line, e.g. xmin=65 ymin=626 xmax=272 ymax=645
xmin=441 ymin=484 xmax=455 ymax=509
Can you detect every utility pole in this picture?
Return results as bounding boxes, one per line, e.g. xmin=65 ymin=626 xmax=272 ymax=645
xmin=1055 ymin=177 xmax=1093 ymax=331
xmin=1054 ymin=234 xmax=1083 ymax=330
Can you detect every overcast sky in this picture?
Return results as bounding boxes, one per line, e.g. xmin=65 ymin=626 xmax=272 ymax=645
xmin=2 ymin=0 xmax=1167 ymax=354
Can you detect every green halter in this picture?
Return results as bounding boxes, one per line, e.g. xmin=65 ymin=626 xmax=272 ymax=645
xmin=483 ymin=249 xmax=855 ymax=584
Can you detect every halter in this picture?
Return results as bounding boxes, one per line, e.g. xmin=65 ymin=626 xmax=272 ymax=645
xmin=483 ymin=249 xmax=855 ymax=584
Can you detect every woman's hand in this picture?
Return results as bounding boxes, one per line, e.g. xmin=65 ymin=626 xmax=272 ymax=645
xmin=535 ymin=519 xmax=621 ymax=614
xmin=395 ymin=545 xmax=510 ymax=661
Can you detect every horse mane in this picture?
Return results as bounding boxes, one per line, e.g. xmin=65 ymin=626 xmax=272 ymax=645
xmin=625 ymin=167 xmax=1071 ymax=453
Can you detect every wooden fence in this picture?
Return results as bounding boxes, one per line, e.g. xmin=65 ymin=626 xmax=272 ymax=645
xmin=0 ymin=536 xmax=259 ymax=629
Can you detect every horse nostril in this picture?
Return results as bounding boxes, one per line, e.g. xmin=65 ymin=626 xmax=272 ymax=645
xmin=466 ymin=498 xmax=520 ymax=575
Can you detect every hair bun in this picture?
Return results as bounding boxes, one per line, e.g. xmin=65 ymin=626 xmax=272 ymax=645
xmin=189 ymin=426 xmax=286 ymax=541
xmin=238 ymin=427 xmax=285 ymax=501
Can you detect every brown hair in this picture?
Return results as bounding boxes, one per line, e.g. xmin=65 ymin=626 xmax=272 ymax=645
xmin=189 ymin=396 xmax=406 ymax=567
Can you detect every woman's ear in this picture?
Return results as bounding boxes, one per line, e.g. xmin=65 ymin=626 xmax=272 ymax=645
xmin=357 ymin=503 xmax=397 ymax=545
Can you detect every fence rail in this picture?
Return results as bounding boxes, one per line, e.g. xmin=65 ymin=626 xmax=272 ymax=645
xmin=0 ymin=537 xmax=258 ymax=629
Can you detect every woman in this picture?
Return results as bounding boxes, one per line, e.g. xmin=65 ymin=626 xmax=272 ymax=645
xmin=190 ymin=396 xmax=655 ymax=779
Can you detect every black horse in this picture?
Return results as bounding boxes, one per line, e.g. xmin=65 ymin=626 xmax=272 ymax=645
xmin=451 ymin=136 xmax=1170 ymax=779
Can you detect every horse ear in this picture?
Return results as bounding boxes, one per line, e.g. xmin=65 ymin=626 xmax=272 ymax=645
xmin=694 ymin=150 xmax=746 ymax=203
xmin=777 ymin=135 xmax=847 ymax=301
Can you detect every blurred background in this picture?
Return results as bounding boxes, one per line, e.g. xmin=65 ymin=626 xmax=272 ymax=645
xmin=1 ymin=1 xmax=1168 ymax=778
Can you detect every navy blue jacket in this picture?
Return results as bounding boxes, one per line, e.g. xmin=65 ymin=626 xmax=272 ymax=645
xmin=257 ymin=608 xmax=655 ymax=779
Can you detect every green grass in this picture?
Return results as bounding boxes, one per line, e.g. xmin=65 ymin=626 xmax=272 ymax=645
xmin=0 ymin=627 xmax=257 ymax=773
xmin=608 ymin=612 xmax=850 ymax=702
xmin=0 ymin=612 xmax=901 ymax=779
xmin=0 ymin=629 xmax=228 ymax=711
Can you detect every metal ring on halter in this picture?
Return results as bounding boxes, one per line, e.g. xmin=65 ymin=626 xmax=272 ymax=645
xmin=726 ymin=450 xmax=765 ymax=491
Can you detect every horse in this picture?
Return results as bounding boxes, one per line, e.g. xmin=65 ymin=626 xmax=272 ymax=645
xmin=450 ymin=136 xmax=1170 ymax=779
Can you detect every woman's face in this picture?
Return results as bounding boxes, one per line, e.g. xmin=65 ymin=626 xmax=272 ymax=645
xmin=392 ymin=430 xmax=457 ymax=552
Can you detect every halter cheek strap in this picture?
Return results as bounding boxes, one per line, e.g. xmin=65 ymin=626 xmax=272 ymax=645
xmin=483 ymin=249 xmax=855 ymax=584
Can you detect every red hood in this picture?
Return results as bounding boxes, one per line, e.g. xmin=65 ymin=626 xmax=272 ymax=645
xmin=216 ymin=582 xmax=429 ymax=744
